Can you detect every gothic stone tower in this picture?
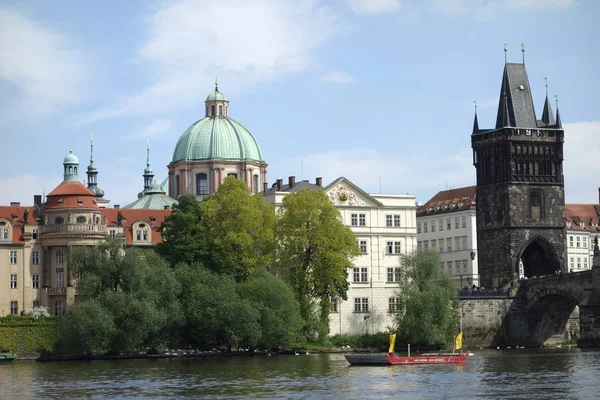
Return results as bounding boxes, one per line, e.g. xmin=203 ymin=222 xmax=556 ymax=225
xmin=472 ymin=61 xmax=565 ymax=289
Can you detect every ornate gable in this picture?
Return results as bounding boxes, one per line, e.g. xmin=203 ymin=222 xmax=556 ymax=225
xmin=325 ymin=178 xmax=381 ymax=208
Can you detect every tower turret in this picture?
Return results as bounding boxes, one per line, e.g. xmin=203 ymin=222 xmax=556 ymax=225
xmin=87 ymin=134 xmax=105 ymax=198
xmin=63 ymin=149 xmax=79 ymax=182
xmin=143 ymin=138 xmax=154 ymax=191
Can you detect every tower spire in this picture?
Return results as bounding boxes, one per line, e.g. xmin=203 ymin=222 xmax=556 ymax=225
xmin=86 ymin=133 xmax=104 ymax=198
xmin=521 ymin=42 xmax=525 ymax=64
xmin=504 ymin=41 xmax=507 ymax=64
xmin=215 ymin=77 xmax=219 ymax=92
xmin=472 ymin=101 xmax=479 ymax=134
xmin=143 ymin=138 xmax=154 ymax=191
xmin=541 ymin=78 xmax=555 ymax=126
xmin=555 ymin=95 xmax=562 ymax=128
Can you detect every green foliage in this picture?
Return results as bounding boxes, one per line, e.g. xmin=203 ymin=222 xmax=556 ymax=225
xmin=275 ymin=189 xmax=360 ymax=338
xmin=62 ymin=239 xmax=182 ymax=355
xmin=393 ymin=250 xmax=459 ymax=348
xmin=157 ymin=194 xmax=209 ymax=266
xmin=329 ymin=333 xmax=390 ymax=350
xmin=201 ymin=177 xmax=275 ymax=282
xmin=0 ymin=316 xmax=57 ymax=355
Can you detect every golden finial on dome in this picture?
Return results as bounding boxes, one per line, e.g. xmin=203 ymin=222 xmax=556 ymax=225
xmin=504 ymin=41 xmax=507 ymax=64
xmin=215 ymin=77 xmax=219 ymax=91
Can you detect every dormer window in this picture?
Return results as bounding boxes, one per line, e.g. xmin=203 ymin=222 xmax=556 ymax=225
xmin=78 ymin=200 xmax=83 ymax=206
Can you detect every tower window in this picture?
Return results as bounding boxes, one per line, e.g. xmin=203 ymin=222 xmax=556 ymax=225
xmin=219 ymin=105 xmax=223 ymax=116
xmin=530 ymin=190 xmax=542 ymax=220
xmin=253 ymin=174 xmax=259 ymax=194
xmin=196 ymin=173 xmax=208 ymax=195
xmin=211 ymin=105 xmax=215 ymax=116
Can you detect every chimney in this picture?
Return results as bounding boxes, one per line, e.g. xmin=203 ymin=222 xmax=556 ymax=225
xmin=316 ymin=177 xmax=322 ymax=187
xmin=34 ymin=195 xmax=42 ymax=207
xmin=114 ymin=205 xmax=120 ymax=210
xmin=276 ymin=179 xmax=283 ymax=191
xmin=289 ymin=176 xmax=295 ymax=189
xmin=263 ymin=182 xmax=268 ymax=193
xmin=10 ymin=202 xmax=20 ymax=207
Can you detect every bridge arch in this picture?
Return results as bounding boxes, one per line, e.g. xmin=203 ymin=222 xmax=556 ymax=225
xmin=516 ymin=236 xmax=561 ymax=279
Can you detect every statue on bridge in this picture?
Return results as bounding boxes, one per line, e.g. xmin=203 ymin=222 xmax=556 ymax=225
xmin=594 ymin=237 xmax=600 ymax=268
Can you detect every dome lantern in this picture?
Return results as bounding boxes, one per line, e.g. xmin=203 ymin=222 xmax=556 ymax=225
xmin=63 ymin=149 xmax=80 ymax=182
xmin=205 ymin=78 xmax=229 ymax=117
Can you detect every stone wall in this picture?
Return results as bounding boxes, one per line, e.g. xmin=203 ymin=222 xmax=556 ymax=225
xmin=460 ymin=297 xmax=512 ymax=348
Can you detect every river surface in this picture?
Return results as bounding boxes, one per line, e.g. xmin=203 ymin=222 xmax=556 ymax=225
xmin=1 ymin=348 xmax=600 ymax=399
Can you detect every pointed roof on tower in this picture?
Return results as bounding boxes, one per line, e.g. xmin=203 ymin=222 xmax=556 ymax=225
xmin=472 ymin=102 xmax=479 ymax=134
xmin=495 ymin=63 xmax=538 ymax=129
xmin=540 ymin=78 xmax=555 ymax=126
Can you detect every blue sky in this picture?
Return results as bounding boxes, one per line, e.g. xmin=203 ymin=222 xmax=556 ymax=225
xmin=1 ymin=0 xmax=599 ymax=207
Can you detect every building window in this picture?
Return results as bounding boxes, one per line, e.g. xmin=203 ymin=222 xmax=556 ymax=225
xmin=54 ymin=300 xmax=65 ymax=316
xmin=219 ymin=105 xmax=223 ymax=116
xmin=439 ymin=238 xmax=444 ymax=253
xmin=2 ymin=227 xmax=8 ymax=239
xmin=110 ymin=229 xmax=117 ymax=238
xmin=394 ymin=215 xmax=400 ymax=227
xmin=576 ymin=237 xmax=580 ymax=248
xmin=387 ymin=267 xmax=401 ymax=282
xmin=387 ymin=241 xmax=394 ymax=254
xmin=431 ymin=220 xmax=436 ymax=232
xmin=32 ymin=300 xmax=40 ymax=308
xmin=569 ymin=236 xmax=573 ymax=247
xmin=455 ymin=261 xmax=460 ymax=273
xmin=196 ymin=173 xmax=208 ymax=195
xmin=530 ymin=190 xmax=542 ymax=219
xmin=143 ymin=231 xmax=148 ymax=241
xmin=423 ymin=222 xmax=428 ymax=233
xmin=431 ymin=239 xmax=437 ymax=250
xmin=389 ymin=297 xmax=399 ymax=313
xmin=353 ymin=267 xmax=368 ymax=283
xmin=461 ymin=216 xmax=467 ymax=228
xmin=56 ymin=250 xmax=64 ymax=265
xmin=439 ymin=219 xmax=444 ymax=231
xmin=253 ymin=174 xmax=259 ymax=194
xmin=32 ymin=251 xmax=40 ymax=265
xmin=417 ymin=241 xmax=422 ymax=250
xmin=570 ymin=257 xmax=574 ymax=270
xmin=10 ymin=274 xmax=17 ymax=289
xmin=584 ymin=258 xmax=588 ymax=269
xmin=227 ymin=173 xmax=238 ymax=178
xmin=447 ymin=218 xmax=451 ymax=230
xmin=77 ymin=216 xmax=86 ymax=223
xmin=447 ymin=238 xmax=452 ymax=252
xmin=32 ymin=274 xmax=40 ymax=289
xmin=136 ymin=230 xmax=142 ymax=240
xmin=332 ymin=299 xmax=338 ymax=313
xmin=56 ymin=267 xmax=64 ymax=288
xmin=454 ymin=217 xmax=459 ymax=229
xmin=455 ymin=237 xmax=461 ymax=251
xmin=417 ymin=222 xmax=421 ymax=234
xmin=394 ymin=241 xmax=401 ymax=254
xmin=211 ymin=105 xmax=215 ymax=116
xmin=583 ymin=237 xmax=588 ymax=248
xmin=446 ymin=261 xmax=452 ymax=273
xmin=10 ymin=250 xmax=17 ymax=264
xmin=423 ymin=240 xmax=429 ymax=249
xmin=55 ymin=217 xmax=64 ymax=224
xmin=10 ymin=301 xmax=18 ymax=315
xmin=359 ymin=214 xmax=366 ymax=226
xmin=359 ymin=240 xmax=368 ymax=254
xmin=577 ymin=258 xmax=581 ymax=269
xmin=32 ymin=229 xmax=39 ymax=239
xmin=351 ymin=214 xmax=358 ymax=226
xmin=462 ymin=236 xmax=467 ymax=250
xmin=462 ymin=260 xmax=468 ymax=273
xmin=354 ymin=298 xmax=369 ymax=312
xmin=386 ymin=215 xmax=393 ymax=227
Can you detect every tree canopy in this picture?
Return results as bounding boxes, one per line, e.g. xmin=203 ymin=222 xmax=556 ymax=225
xmin=393 ymin=249 xmax=458 ymax=348
xmin=275 ymin=188 xmax=360 ymax=339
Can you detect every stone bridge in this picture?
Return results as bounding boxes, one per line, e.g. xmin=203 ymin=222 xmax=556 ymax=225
xmin=494 ymin=267 xmax=600 ymax=347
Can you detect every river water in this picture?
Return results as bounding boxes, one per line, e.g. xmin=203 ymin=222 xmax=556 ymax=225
xmin=1 ymin=348 xmax=599 ymax=399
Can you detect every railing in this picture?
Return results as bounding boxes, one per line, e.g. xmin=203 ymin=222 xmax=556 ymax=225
xmin=47 ymin=287 xmax=66 ymax=295
xmin=42 ymin=224 xmax=107 ymax=234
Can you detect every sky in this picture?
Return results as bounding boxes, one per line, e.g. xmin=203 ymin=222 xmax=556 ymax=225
xmin=1 ymin=0 xmax=599 ymax=207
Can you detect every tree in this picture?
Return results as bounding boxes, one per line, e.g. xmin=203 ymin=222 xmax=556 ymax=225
xmin=201 ymin=176 xmax=275 ymax=282
xmin=56 ymin=300 xmax=115 ymax=355
xmin=275 ymin=188 xmax=361 ymax=339
xmin=393 ymin=249 xmax=459 ymax=348
xmin=157 ymin=194 xmax=209 ymax=266
xmin=65 ymin=238 xmax=182 ymax=354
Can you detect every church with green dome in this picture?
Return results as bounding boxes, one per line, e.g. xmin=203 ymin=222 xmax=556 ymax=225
xmin=168 ymin=82 xmax=268 ymax=199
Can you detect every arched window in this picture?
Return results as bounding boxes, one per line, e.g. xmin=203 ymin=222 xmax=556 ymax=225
xmin=55 ymin=217 xmax=64 ymax=224
xmin=68 ymin=166 xmax=73 ymax=174
xmin=74 ymin=167 xmax=78 ymax=174
xmin=211 ymin=105 xmax=215 ymax=116
xmin=253 ymin=174 xmax=259 ymax=194
xmin=54 ymin=300 xmax=65 ymax=316
xmin=76 ymin=216 xmax=86 ymax=223
xmin=56 ymin=250 xmax=64 ymax=265
xmin=219 ymin=105 xmax=223 ymax=116
xmin=196 ymin=173 xmax=208 ymax=195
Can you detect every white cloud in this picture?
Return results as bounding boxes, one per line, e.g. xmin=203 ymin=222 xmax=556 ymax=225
xmin=505 ymin=0 xmax=575 ymax=10
xmin=129 ymin=119 xmax=173 ymax=140
xmin=563 ymin=121 xmax=600 ymax=204
xmin=79 ymin=0 xmax=341 ymax=125
xmin=0 ymin=8 xmax=86 ymax=121
xmin=317 ymin=71 xmax=358 ymax=84
xmin=345 ymin=0 xmax=403 ymax=14
xmin=270 ymin=148 xmax=475 ymax=203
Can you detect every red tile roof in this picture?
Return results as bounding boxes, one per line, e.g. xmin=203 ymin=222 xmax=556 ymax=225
xmin=418 ymin=186 xmax=476 ymax=216
xmin=46 ymin=181 xmax=98 ymax=209
xmin=0 ymin=206 xmax=41 ymax=243
xmin=102 ymin=208 xmax=171 ymax=245
xmin=564 ymin=204 xmax=600 ymax=232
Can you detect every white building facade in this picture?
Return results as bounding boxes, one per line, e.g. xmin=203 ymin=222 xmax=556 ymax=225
xmin=264 ymin=176 xmax=417 ymax=335
xmin=416 ymin=186 xmax=479 ymax=288
xmin=564 ymin=203 xmax=600 ymax=272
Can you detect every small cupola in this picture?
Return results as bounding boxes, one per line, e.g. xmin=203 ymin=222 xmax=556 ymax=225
xmin=205 ymin=79 xmax=229 ymax=118
xmin=63 ymin=149 xmax=80 ymax=182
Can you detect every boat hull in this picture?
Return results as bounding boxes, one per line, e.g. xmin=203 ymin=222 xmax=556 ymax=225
xmin=345 ymin=353 xmax=468 ymax=366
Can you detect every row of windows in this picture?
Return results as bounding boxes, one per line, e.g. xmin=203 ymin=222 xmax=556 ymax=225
xmin=1 ymin=227 xmax=40 ymax=240
xmin=351 ymin=267 xmax=402 ymax=284
xmin=332 ymin=297 xmax=400 ymax=313
xmin=440 ymin=260 xmax=469 ymax=274
xmin=8 ymin=300 xmax=65 ymax=316
xmin=9 ymin=274 xmax=60 ymax=289
xmin=418 ymin=236 xmax=468 ymax=252
xmin=569 ymin=236 xmax=588 ymax=248
xmin=417 ymin=216 xmax=467 ymax=234
xmin=350 ymin=214 xmax=403 ymax=227
xmin=569 ymin=257 xmax=590 ymax=270
xmin=357 ymin=240 xmax=404 ymax=255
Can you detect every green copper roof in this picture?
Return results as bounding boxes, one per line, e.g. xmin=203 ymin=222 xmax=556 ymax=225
xmin=171 ymin=116 xmax=264 ymax=163
xmin=63 ymin=151 xmax=79 ymax=165
xmin=206 ymin=90 xmax=228 ymax=101
xmin=123 ymin=183 xmax=178 ymax=210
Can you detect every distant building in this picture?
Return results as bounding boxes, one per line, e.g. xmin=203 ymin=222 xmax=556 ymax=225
xmin=564 ymin=197 xmax=600 ymax=273
xmin=264 ymin=176 xmax=417 ymax=336
xmin=416 ymin=186 xmax=478 ymax=287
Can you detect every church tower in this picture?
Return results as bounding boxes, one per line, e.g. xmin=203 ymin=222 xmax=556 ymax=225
xmin=471 ymin=44 xmax=565 ymax=289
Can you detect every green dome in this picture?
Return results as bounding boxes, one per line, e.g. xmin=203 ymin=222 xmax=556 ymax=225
xmin=63 ymin=151 xmax=79 ymax=165
xmin=206 ymin=90 xmax=228 ymax=102
xmin=172 ymin=117 xmax=264 ymax=163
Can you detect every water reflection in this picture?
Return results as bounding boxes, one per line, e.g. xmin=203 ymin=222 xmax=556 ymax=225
xmin=0 ymin=349 xmax=599 ymax=399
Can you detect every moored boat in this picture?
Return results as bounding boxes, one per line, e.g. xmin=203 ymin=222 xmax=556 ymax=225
xmin=344 ymin=333 xmax=468 ymax=366
xmin=0 ymin=349 xmax=16 ymax=363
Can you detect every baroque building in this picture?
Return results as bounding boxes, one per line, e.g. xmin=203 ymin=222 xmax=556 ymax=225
xmin=472 ymin=55 xmax=565 ymax=289
xmin=168 ymin=82 xmax=268 ymax=200
xmin=264 ymin=176 xmax=417 ymax=335
xmin=416 ymin=186 xmax=478 ymax=287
